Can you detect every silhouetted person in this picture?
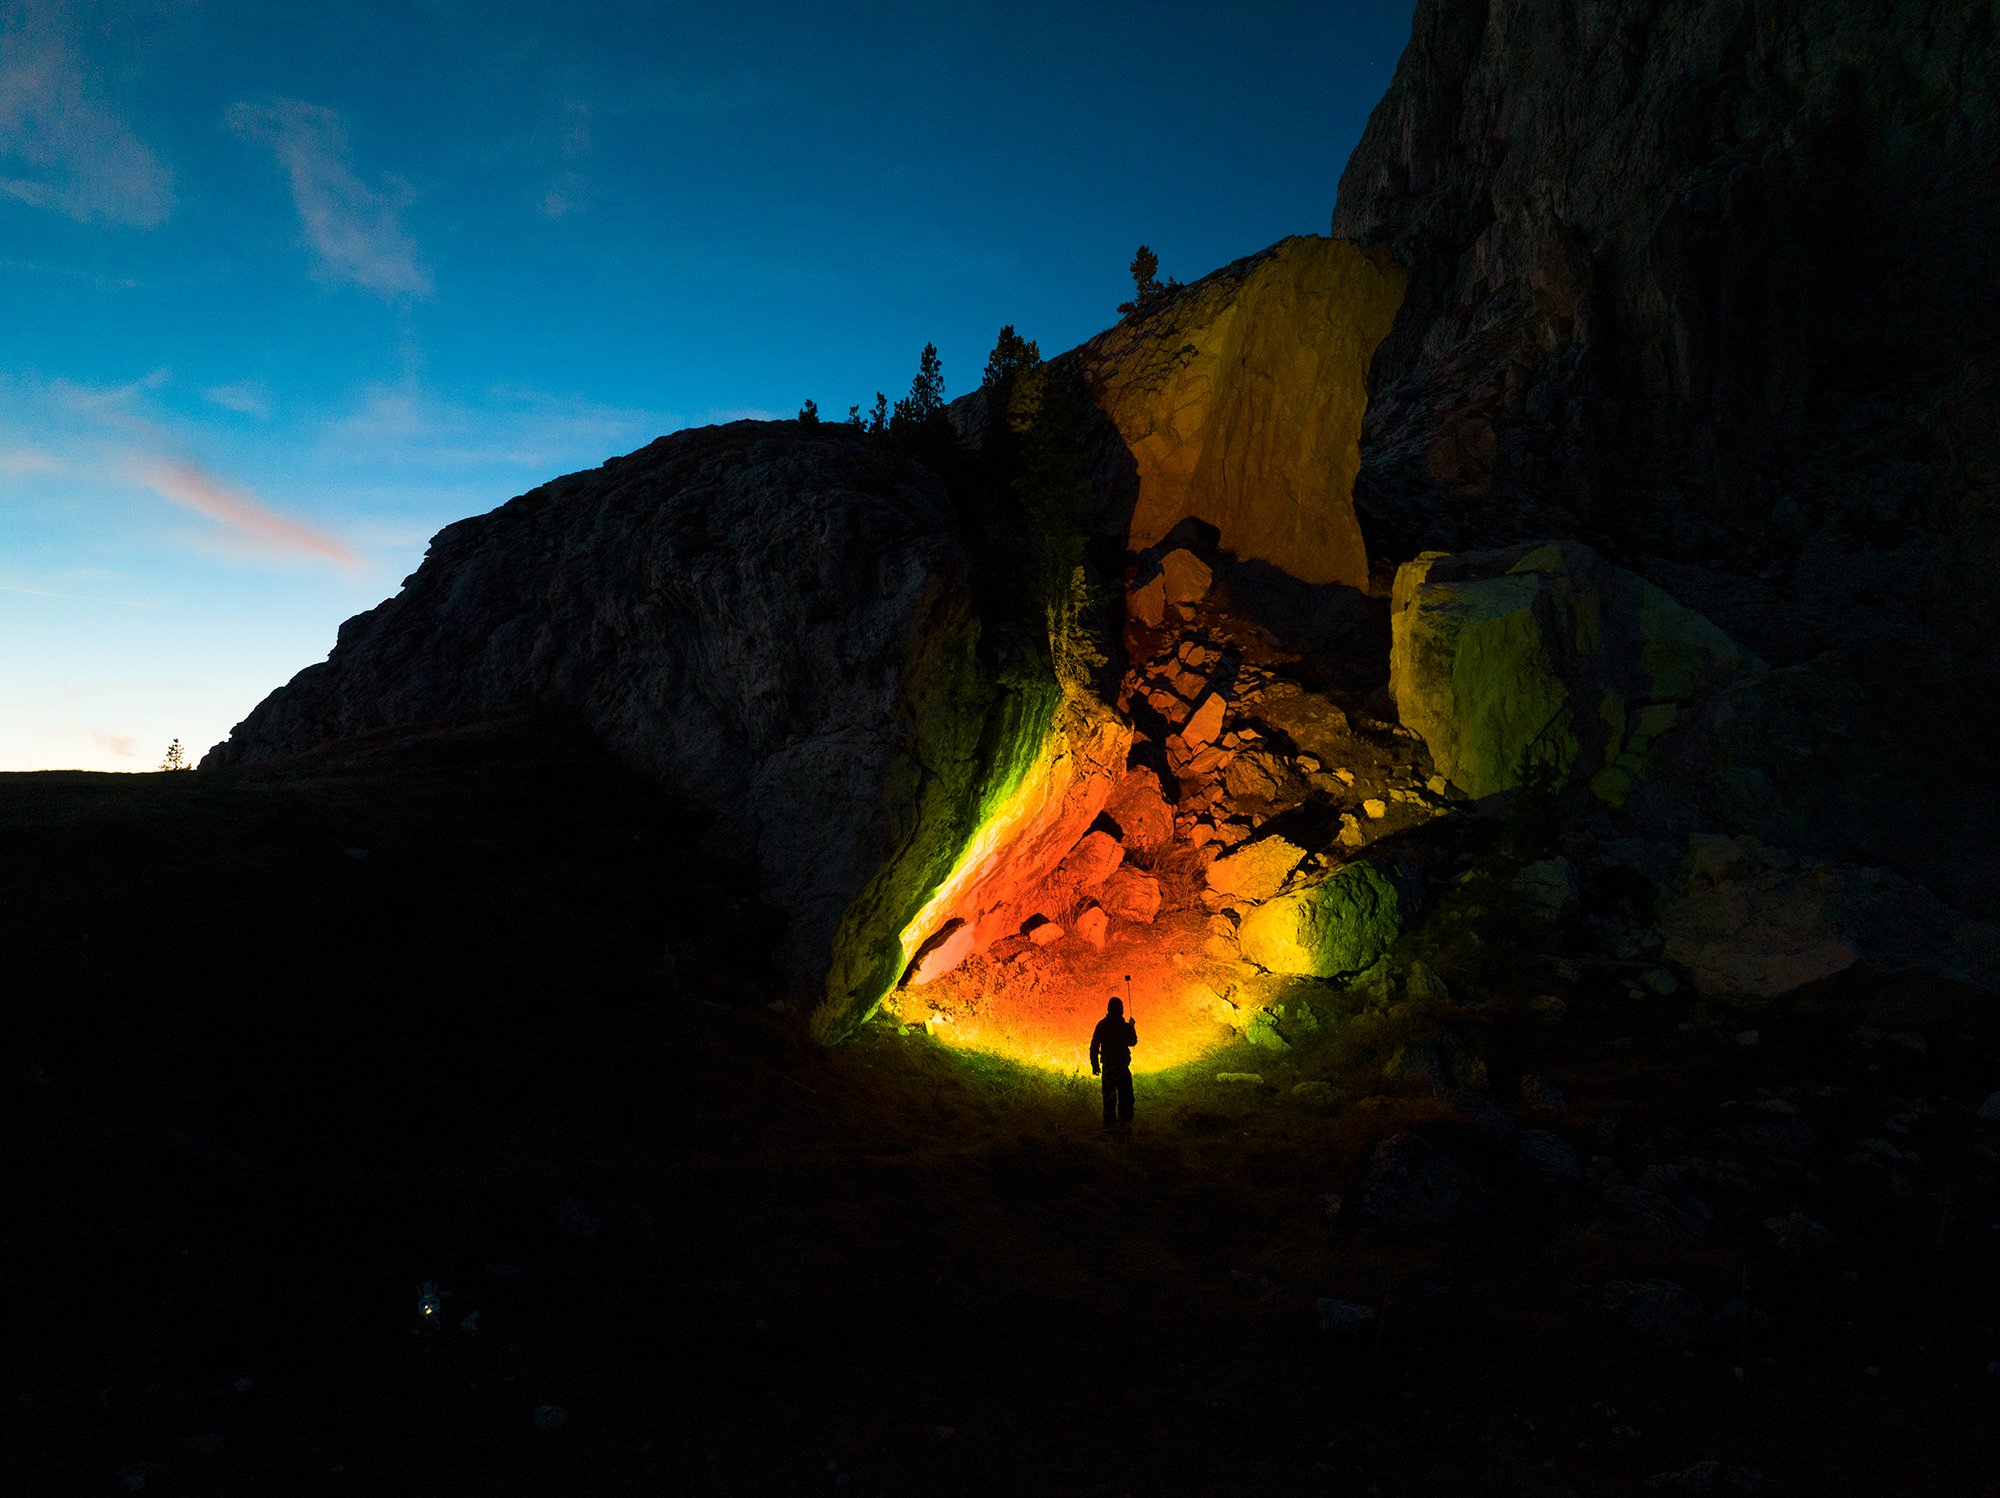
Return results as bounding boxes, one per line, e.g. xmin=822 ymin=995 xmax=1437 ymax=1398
xmin=1090 ymin=996 xmax=1137 ymax=1126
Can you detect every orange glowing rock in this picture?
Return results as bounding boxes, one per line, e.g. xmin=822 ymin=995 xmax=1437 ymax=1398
xmin=1101 ymin=868 xmax=1162 ymax=923
xmin=1058 ymin=829 xmax=1125 ymax=889
xmin=1130 ymin=575 xmax=1166 ymax=628
xmin=1205 ymin=835 xmax=1306 ymax=901
xmin=1029 ymin=921 xmax=1064 ymax=946
xmin=1076 ymin=905 xmax=1108 ymax=946
xmin=1159 ymin=548 xmax=1213 ymax=605
xmin=1105 ymin=767 xmax=1173 ymax=853
xmin=906 ymin=917 xmax=975 ymax=986
xmin=1078 ymin=235 xmax=1405 ymax=590
xmin=1183 ymin=692 xmax=1226 ymax=748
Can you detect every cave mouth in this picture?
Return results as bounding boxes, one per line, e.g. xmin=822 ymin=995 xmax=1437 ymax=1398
xmin=880 ymin=545 xmax=1410 ymax=1076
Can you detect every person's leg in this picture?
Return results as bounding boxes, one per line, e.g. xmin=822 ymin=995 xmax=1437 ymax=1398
xmin=1117 ymin=1070 xmax=1134 ymax=1124
xmin=1101 ymin=1073 xmax=1117 ymax=1125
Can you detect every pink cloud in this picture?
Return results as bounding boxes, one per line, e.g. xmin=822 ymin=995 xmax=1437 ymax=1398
xmin=127 ymin=454 xmax=359 ymax=566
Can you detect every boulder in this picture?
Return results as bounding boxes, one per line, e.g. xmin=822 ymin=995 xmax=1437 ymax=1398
xmin=1075 ymin=905 xmax=1107 ymax=948
xmin=1128 ymin=574 xmax=1166 ymax=629
xmin=1104 ymin=767 xmax=1173 ymax=854
xmin=1077 ymin=235 xmax=1405 ymax=589
xmin=1158 ymin=548 xmax=1213 ymax=606
xmin=1358 ymin=1130 xmax=1498 ymax=1229
xmin=1204 ymin=835 xmax=1307 ymax=902
xmin=1100 ymin=869 xmax=1161 ymax=924
xmin=1056 ymin=829 xmax=1124 ymax=890
xmin=1658 ymin=835 xmax=2000 ymax=998
xmin=1388 ymin=540 xmax=1757 ymax=800
xmin=1181 ymin=692 xmax=1226 ymax=749
xmin=1237 ymin=860 xmax=1409 ymax=979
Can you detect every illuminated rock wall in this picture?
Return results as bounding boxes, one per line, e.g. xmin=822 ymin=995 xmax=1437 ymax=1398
xmin=1076 ymin=236 xmax=1405 ymax=589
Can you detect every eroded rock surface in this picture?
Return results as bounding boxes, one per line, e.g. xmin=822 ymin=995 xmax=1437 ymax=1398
xmin=1332 ymin=0 xmax=2000 ymax=551
xmin=1389 ymin=540 xmax=1757 ymax=801
xmin=203 ymin=422 xmax=1029 ymax=1032
xmin=1075 ymin=235 xmax=1405 ymax=588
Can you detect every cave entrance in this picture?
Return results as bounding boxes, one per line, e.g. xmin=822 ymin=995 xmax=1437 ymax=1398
xmin=881 ymin=544 xmax=1411 ymax=1075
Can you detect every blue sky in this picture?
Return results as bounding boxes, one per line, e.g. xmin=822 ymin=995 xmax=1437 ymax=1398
xmin=0 ymin=0 xmax=1415 ymax=771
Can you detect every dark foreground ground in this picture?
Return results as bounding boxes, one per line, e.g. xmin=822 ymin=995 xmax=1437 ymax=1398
xmin=4 ymin=719 xmax=1996 ymax=1496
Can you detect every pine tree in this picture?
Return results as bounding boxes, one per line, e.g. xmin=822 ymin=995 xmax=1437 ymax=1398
xmin=1116 ymin=244 xmax=1179 ymax=316
xmin=867 ymin=392 xmax=888 ymax=434
xmin=160 ymin=739 xmax=188 ymax=772
xmin=846 ymin=403 xmax=863 ymax=427
xmin=798 ymin=397 xmax=819 ymax=424
xmin=981 ymin=325 xmax=1040 ymax=389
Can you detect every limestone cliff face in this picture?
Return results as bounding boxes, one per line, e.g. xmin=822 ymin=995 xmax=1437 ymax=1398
xmin=1332 ymin=0 xmax=2000 ymax=553
xmin=1073 ymin=236 xmax=1405 ymax=588
xmin=203 ymin=422 xmax=1027 ymax=1033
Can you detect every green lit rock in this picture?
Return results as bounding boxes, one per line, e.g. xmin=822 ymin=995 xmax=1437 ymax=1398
xmin=1237 ymin=860 xmax=1409 ymax=979
xmin=1389 ymin=540 xmax=1757 ymax=801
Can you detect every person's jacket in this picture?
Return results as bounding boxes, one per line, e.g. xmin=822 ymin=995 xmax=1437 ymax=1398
xmin=1090 ymin=1016 xmax=1138 ymax=1073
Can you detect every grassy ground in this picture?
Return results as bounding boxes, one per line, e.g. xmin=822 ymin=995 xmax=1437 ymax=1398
xmin=3 ymin=718 xmax=1996 ymax=1495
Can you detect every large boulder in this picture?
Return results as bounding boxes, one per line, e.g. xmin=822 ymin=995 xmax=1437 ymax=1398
xmin=1389 ymin=539 xmax=1757 ymax=801
xmin=1237 ymin=859 xmax=1410 ymax=980
xmin=1074 ymin=235 xmax=1405 ymax=588
xmin=202 ymin=422 xmax=1053 ymax=1035
xmin=1658 ymin=835 xmax=2000 ymax=999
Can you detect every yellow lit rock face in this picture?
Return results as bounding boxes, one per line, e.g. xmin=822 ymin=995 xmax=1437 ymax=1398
xmin=1077 ymin=235 xmax=1406 ymax=589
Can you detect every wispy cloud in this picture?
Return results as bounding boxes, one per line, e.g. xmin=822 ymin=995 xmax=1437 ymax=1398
xmin=0 ymin=1 xmax=174 ymax=227
xmin=203 ymin=380 xmax=271 ymax=419
xmin=125 ymin=454 xmax=360 ymax=567
xmin=0 ymin=443 xmax=67 ymax=476
xmin=227 ymin=98 xmax=430 ymax=296
xmin=89 ymin=729 xmax=141 ymax=760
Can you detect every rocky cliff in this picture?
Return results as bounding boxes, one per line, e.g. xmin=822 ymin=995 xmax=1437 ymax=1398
xmin=1332 ymin=0 xmax=2000 ymax=557
xmin=1074 ymin=235 xmax=1405 ymax=589
xmin=203 ymin=422 xmax=1049 ymax=1034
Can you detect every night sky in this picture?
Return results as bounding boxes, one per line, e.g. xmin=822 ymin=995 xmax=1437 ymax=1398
xmin=0 ymin=0 xmax=1416 ymax=770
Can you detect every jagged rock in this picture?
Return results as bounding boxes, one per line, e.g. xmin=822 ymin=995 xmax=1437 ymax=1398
xmin=1358 ymin=1130 xmax=1498 ymax=1229
xmin=1099 ymin=869 xmax=1161 ymax=924
xmin=1075 ymin=905 xmax=1107 ymax=948
xmin=1182 ymin=692 xmax=1226 ymax=749
xmin=1510 ymin=858 xmax=1577 ymax=921
xmin=1204 ymin=835 xmax=1306 ymax=902
xmin=1056 ymin=829 xmax=1123 ymax=890
xmin=1104 ymin=767 xmax=1173 ymax=855
xmin=1237 ymin=860 xmax=1410 ymax=980
xmin=1220 ymin=749 xmax=1299 ymax=806
xmin=1076 ymin=235 xmax=1405 ymax=588
xmin=1128 ymin=575 xmax=1166 ymax=629
xmin=1389 ymin=540 xmax=1757 ymax=800
xmin=1158 ymin=548 xmax=1213 ymax=605
xmin=1659 ymin=835 xmax=2000 ymax=998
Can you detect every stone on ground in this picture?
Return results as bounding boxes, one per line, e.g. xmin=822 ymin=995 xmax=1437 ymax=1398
xmin=1236 ymin=859 xmax=1408 ymax=979
xmin=1204 ymin=835 xmax=1306 ymax=902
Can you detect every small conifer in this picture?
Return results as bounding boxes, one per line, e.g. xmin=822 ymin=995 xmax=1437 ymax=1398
xmin=798 ymin=398 xmax=819 ymax=424
xmin=1116 ymin=244 xmax=1180 ymax=316
xmin=160 ymin=739 xmax=188 ymax=771
xmin=982 ymin=325 xmax=1040 ymax=389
